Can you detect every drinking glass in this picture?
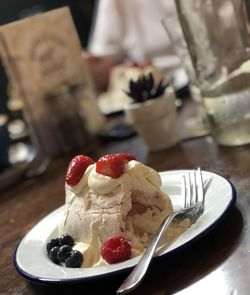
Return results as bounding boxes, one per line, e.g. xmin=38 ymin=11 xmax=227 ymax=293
xmin=162 ymin=13 xmax=211 ymax=140
xmin=175 ymin=0 xmax=250 ymax=146
xmin=161 ymin=15 xmax=202 ymax=103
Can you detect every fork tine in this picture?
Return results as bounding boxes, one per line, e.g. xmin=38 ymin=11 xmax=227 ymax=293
xmin=185 ymin=172 xmax=191 ymax=207
xmin=197 ymin=167 xmax=204 ymax=204
xmin=192 ymin=170 xmax=198 ymax=205
xmin=182 ymin=175 xmax=186 ymax=208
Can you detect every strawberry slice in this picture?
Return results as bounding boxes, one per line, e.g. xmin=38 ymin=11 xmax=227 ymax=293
xmin=96 ymin=153 xmax=136 ymax=178
xmin=66 ymin=155 xmax=94 ymax=186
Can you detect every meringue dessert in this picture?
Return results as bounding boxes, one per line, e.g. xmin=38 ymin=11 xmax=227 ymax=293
xmin=58 ymin=153 xmax=188 ymax=267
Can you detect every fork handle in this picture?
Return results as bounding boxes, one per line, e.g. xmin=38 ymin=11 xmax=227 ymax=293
xmin=116 ymin=210 xmax=182 ymax=295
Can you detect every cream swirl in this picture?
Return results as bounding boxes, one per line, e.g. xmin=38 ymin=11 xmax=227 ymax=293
xmin=87 ymin=160 xmax=161 ymax=196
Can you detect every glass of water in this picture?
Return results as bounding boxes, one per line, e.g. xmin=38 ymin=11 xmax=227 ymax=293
xmin=162 ymin=12 xmax=211 ymax=140
xmin=175 ymin=0 xmax=250 ymax=146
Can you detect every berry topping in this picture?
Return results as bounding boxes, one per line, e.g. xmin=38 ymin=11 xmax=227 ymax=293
xmin=57 ymin=245 xmax=72 ymax=263
xmin=47 ymin=234 xmax=84 ymax=268
xmin=96 ymin=153 xmax=136 ymax=178
xmin=66 ymin=155 xmax=94 ymax=186
xmin=65 ymin=250 xmax=84 ymax=268
xmin=46 ymin=238 xmax=60 ymax=253
xmin=100 ymin=235 xmax=131 ymax=264
xmin=48 ymin=246 xmax=60 ymax=264
xmin=59 ymin=234 xmax=74 ymax=247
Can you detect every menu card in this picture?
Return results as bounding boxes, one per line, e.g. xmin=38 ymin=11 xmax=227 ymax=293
xmin=0 ymin=7 xmax=105 ymax=157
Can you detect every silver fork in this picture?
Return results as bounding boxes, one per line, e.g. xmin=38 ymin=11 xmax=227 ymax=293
xmin=116 ymin=168 xmax=205 ymax=295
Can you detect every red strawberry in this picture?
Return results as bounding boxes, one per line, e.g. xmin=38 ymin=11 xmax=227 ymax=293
xmin=65 ymin=155 xmax=94 ymax=186
xmin=96 ymin=153 xmax=136 ymax=178
xmin=100 ymin=235 xmax=131 ymax=264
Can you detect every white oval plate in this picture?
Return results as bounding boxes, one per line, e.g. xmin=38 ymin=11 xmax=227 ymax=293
xmin=14 ymin=170 xmax=236 ymax=285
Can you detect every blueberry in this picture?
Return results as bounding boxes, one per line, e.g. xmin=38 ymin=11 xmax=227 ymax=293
xmin=48 ymin=246 xmax=60 ymax=264
xmin=57 ymin=245 xmax=72 ymax=263
xmin=59 ymin=234 xmax=74 ymax=247
xmin=46 ymin=238 xmax=60 ymax=253
xmin=65 ymin=250 xmax=83 ymax=268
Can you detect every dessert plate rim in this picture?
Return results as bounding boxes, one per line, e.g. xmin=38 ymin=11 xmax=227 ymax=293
xmin=13 ymin=169 xmax=236 ymax=285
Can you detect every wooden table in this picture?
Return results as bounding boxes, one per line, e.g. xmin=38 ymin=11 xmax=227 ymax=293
xmin=1 ymin=100 xmax=249 ymax=295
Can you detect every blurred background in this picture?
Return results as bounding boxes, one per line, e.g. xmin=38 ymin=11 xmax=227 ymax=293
xmin=0 ymin=0 xmax=96 ymax=116
xmin=0 ymin=0 xmax=97 ymax=181
xmin=5 ymin=0 xmax=249 ymax=184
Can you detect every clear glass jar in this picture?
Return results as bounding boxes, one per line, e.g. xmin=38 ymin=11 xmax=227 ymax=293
xmin=175 ymin=0 xmax=250 ymax=146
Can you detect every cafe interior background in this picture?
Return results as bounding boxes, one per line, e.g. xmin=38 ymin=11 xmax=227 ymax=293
xmin=1 ymin=0 xmax=250 ymax=184
xmin=0 ymin=0 xmax=96 ymax=111
xmin=0 ymin=0 xmax=97 ymax=179
xmin=1 ymin=1 xmax=250 ymax=294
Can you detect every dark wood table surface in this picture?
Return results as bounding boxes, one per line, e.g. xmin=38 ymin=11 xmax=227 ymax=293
xmin=1 ymin=100 xmax=249 ymax=295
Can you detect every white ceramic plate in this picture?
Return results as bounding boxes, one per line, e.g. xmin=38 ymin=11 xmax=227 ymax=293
xmin=14 ymin=170 xmax=236 ymax=285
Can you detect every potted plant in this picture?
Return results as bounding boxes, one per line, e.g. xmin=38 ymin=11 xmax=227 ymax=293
xmin=124 ymin=73 xmax=178 ymax=151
